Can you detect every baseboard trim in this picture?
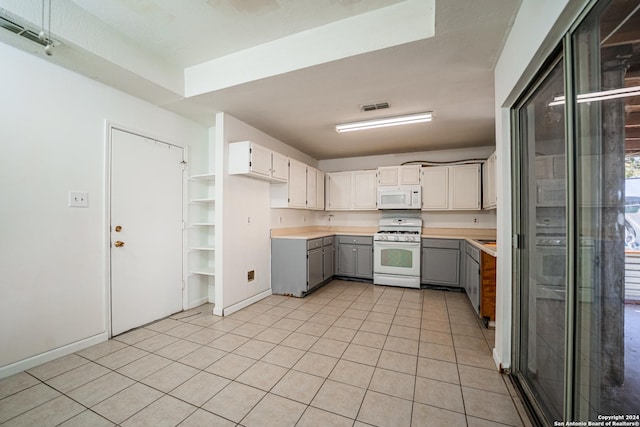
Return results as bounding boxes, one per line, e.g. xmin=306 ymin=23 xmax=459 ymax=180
xmin=222 ymin=289 xmax=272 ymax=316
xmin=0 ymin=332 xmax=109 ymax=380
xmin=493 ymin=347 xmax=506 ymax=372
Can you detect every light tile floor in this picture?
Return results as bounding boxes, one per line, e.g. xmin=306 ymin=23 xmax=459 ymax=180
xmin=0 ymin=280 xmax=531 ymax=426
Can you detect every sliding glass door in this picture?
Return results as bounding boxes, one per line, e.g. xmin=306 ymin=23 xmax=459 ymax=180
xmin=572 ymin=0 xmax=640 ymax=419
xmin=514 ymin=0 xmax=640 ymax=422
xmin=515 ymin=55 xmax=567 ymax=422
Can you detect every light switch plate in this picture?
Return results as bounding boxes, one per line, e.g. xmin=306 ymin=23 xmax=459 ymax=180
xmin=69 ymin=191 xmax=89 ymax=207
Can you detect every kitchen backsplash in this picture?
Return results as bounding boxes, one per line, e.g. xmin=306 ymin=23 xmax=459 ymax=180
xmin=270 ymin=208 xmax=497 ymax=229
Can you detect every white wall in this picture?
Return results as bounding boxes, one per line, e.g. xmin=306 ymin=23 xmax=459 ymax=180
xmin=215 ymin=113 xmax=316 ymax=314
xmin=0 ymin=42 xmax=208 ymax=378
xmin=318 ymin=146 xmax=494 ymax=172
xmin=493 ymin=0 xmax=588 ymax=370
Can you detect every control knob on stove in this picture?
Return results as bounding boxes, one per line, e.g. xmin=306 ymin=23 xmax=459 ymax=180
xmin=393 ymin=236 xmax=399 ymax=241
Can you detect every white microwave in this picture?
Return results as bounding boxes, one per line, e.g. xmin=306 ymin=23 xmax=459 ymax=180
xmin=377 ymin=186 xmax=421 ymax=209
xmin=536 ymin=179 xmax=565 ymax=207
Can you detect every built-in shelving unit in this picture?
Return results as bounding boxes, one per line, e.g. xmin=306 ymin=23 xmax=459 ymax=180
xmin=187 ymin=172 xmax=216 ymax=303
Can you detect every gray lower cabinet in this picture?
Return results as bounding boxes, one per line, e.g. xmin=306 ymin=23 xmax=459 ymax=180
xmin=465 ymin=243 xmax=480 ymax=314
xmin=421 ymin=238 xmax=461 ymax=287
xmin=271 ymin=237 xmax=335 ymax=297
xmin=322 ymin=237 xmax=335 ymax=281
xmin=336 ymin=235 xmax=373 ymax=279
xmin=307 ymin=247 xmax=323 ymax=290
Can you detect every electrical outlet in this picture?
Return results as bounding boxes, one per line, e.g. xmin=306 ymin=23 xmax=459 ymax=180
xmin=69 ymin=191 xmax=89 ymax=207
xmin=279 ymin=216 xmax=283 ymax=223
xmin=472 ymin=217 xmax=479 ymax=224
xmin=247 ymin=270 xmax=255 ymax=281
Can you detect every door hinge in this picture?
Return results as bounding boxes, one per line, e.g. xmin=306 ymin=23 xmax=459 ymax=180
xmin=180 ymin=160 xmax=187 ymax=171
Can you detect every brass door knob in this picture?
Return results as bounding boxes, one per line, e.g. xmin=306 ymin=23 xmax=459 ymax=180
xmin=114 ymin=241 xmax=125 ymax=247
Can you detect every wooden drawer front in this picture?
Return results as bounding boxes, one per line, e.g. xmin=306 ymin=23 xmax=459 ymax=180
xmin=421 ymin=238 xmax=461 ymax=250
xmin=338 ymin=235 xmax=373 ymax=245
xmin=307 ymin=238 xmax=323 ymax=250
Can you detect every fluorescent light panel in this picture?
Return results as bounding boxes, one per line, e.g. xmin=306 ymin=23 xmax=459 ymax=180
xmin=335 ymin=112 xmax=432 ymax=133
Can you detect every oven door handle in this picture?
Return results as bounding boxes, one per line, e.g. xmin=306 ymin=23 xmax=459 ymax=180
xmin=374 ymin=241 xmax=420 ymax=248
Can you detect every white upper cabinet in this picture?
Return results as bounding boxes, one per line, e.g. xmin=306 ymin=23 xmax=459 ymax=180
xmin=421 ymin=166 xmax=449 ymax=210
xmin=326 ymin=170 xmax=377 ymax=210
xmin=326 ymin=172 xmax=352 ymax=210
xmin=377 ymin=165 xmax=421 ymax=186
xmin=271 ymin=151 xmax=289 ymax=182
xmin=482 ymin=151 xmax=497 ymax=210
xmin=450 ymin=164 xmax=481 ymax=210
xmin=306 ymin=165 xmax=318 ymax=209
xmin=271 ymin=160 xmax=324 ymax=210
xmin=422 ymin=164 xmax=481 ymax=211
xmin=352 ymin=170 xmax=378 ymax=210
xmin=287 ymin=159 xmax=308 ymax=209
xmin=228 ymin=140 xmax=287 ymax=183
xmin=315 ymin=169 xmax=325 ymax=210
xmin=378 ymin=166 xmax=398 ymax=186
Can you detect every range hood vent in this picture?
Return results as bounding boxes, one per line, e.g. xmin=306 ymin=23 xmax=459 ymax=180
xmin=0 ymin=13 xmax=57 ymax=47
xmin=361 ymin=102 xmax=390 ymax=112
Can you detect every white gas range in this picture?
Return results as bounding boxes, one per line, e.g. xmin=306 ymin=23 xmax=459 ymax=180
xmin=373 ymin=214 xmax=422 ymax=289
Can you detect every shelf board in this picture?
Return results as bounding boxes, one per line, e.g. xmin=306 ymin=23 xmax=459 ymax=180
xmin=190 ymin=246 xmax=215 ymax=251
xmin=189 ymin=198 xmax=215 ymax=203
xmin=190 ymin=173 xmax=215 ymax=181
xmin=189 ymin=222 xmax=215 ymax=227
xmin=191 ymin=269 xmax=215 ymax=276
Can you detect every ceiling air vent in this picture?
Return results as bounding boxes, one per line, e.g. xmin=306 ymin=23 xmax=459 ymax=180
xmin=361 ymin=102 xmax=390 ymax=112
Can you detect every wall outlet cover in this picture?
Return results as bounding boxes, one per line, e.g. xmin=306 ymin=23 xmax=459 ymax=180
xmin=69 ymin=191 xmax=89 ymax=207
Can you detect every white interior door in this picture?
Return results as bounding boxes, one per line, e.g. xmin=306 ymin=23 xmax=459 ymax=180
xmin=110 ymin=128 xmax=184 ymax=336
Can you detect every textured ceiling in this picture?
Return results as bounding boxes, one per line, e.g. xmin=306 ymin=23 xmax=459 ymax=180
xmin=0 ymin=0 xmax=521 ymax=159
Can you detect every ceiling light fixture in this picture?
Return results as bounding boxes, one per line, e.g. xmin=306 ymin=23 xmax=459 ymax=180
xmin=549 ymin=85 xmax=640 ymax=106
xmin=335 ymin=112 xmax=433 ymax=133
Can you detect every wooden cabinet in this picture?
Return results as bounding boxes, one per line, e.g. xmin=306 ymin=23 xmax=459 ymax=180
xmin=377 ymin=165 xmax=421 ymax=186
xmin=228 ymin=141 xmax=287 ymax=183
xmin=421 ymin=239 xmax=461 ymax=287
xmin=483 ymin=151 xmax=497 ymax=209
xmin=326 ymin=170 xmax=377 ymax=211
xmin=421 ymin=164 xmax=481 ymax=211
xmin=480 ymin=252 xmax=496 ymax=322
xmin=336 ymin=235 xmax=373 ymax=279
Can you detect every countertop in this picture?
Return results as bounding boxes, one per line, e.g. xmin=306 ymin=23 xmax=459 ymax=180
xmin=271 ymin=226 xmax=498 ymax=256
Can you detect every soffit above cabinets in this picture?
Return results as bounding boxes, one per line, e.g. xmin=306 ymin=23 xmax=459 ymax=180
xmin=0 ymin=0 xmax=521 ymax=159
